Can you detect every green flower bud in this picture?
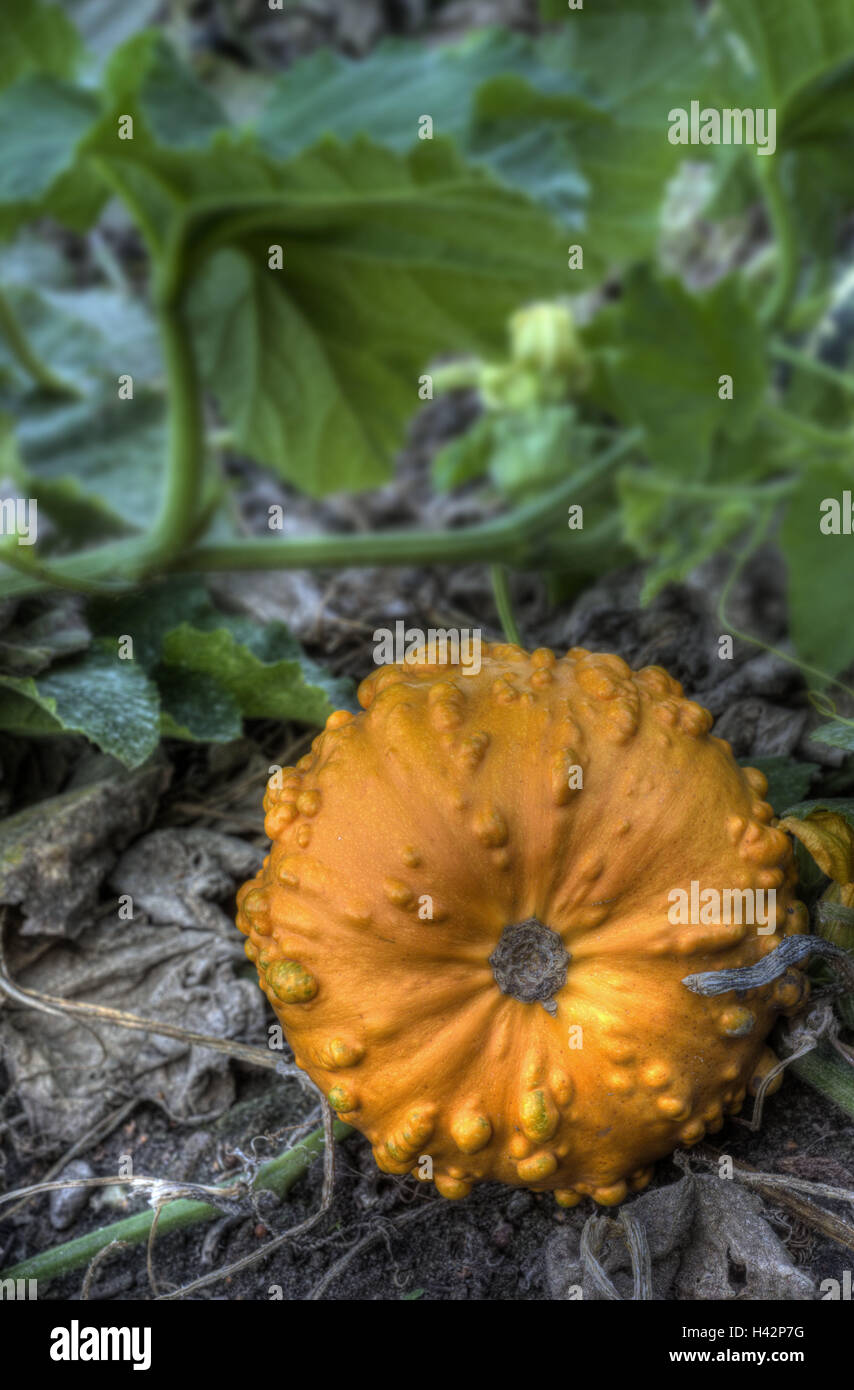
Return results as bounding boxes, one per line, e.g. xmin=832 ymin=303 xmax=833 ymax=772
xmin=480 ymin=363 xmax=543 ymax=411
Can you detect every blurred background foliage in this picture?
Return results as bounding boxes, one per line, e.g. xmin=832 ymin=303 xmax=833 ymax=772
xmin=0 ymin=0 xmax=853 ymax=762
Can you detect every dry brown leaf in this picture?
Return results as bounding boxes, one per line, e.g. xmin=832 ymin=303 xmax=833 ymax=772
xmin=778 ymin=811 xmax=854 ymax=888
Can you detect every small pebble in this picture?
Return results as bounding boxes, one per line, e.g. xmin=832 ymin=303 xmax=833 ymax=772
xmin=49 ymin=1160 xmax=94 ymax=1231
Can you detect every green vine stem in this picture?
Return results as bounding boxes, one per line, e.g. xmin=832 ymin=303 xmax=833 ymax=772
xmin=0 ymin=429 xmax=643 ymax=598
xmin=757 ymin=159 xmax=799 ymax=329
xmin=766 ymin=405 xmax=854 ymax=449
xmin=0 ymin=1120 xmax=354 ymax=1289
xmin=172 ymin=430 xmax=642 ymax=575
xmin=0 ymin=300 xmax=207 ymax=596
xmin=133 ymin=300 xmax=207 ymax=573
xmin=0 ymin=286 xmax=81 ymax=399
xmin=770 ymin=340 xmax=854 ymax=398
xmin=0 ymin=541 xmax=129 ymax=596
xmin=490 ymin=564 xmax=523 ymax=644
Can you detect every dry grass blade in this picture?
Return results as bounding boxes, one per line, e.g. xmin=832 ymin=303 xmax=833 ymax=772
xmin=81 ymin=1240 xmax=131 ymax=1300
xmin=0 ymin=948 xmax=278 ymax=1071
xmin=0 ymin=1099 xmax=138 ymax=1224
xmin=0 ymin=1172 xmax=254 ymax=1212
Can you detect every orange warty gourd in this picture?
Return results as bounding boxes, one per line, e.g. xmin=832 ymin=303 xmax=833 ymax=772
xmin=236 ymin=644 xmax=809 ymax=1206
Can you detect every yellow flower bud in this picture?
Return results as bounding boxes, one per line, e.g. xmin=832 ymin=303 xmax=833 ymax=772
xmin=510 ymin=302 xmax=585 ymax=377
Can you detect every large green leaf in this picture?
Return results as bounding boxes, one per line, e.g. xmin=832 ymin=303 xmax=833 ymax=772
xmin=0 ymin=278 xmax=169 ymax=540
xmin=0 ymin=76 xmax=103 ymax=236
xmin=258 ymin=30 xmax=535 ymax=157
xmin=0 ymin=0 xmax=84 ymax=89
xmin=10 ymin=393 xmax=168 ymax=540
xmin=74 ymin=33 xmax=572 ymax=496
xmin=717 ymin=0 xmax=854 ymax=110
xmin=184 ymin=137 xmax=568 ymax=496
xmin=540 ymin=0 xmax=728 ymax=265
xmin=711 ymin=2 xmax=854 ymax=278
xmin=0 ymin=281 xmax=162 ymax=394
xmin=607 ymin=269 xmax=768 ymax=476
xmin=256 ymin=29 xmax=591 ymax=227
xmin=781 ymin=462 xmax=854 ymax=680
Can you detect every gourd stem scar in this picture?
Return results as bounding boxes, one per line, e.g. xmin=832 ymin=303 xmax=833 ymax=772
xmin=488 ymin=919 xmax=571 ymax=1016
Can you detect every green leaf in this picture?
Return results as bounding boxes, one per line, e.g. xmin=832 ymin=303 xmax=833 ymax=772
xmin=4 ymin=32 xmax=235 ymax=247
xmin=256 ymin=29 xmax=590 ymax=226
xmin=0 ymin=280 xmax=168 ymax=541
xmin=738 ymin=756 xmax=818 ymax=813
xmin=0 ymin=78 xmax=97 ymax=204
xmin=63 ymin=0 xmax=161 ymax=66
xmin=97 ymin=30 xmax=227 ymax=150
xmin=257 ymin=30 xmax=526 ymax=157
xmin=618 ymin=468 xmax=756 ymax=600
xmin=432 ymin=416 xmax=494 ymax=491
xmin=0 ymin=280 xmax=162 ymax=394
xmin=810 ymin=720 xmax=854 ymax=752
xmin=712 ymin=2 xmax=854 ymax=277
xmin=780 ymin=463 xmax=854 ymax=680
xmin=161 ymin=620 xmax=354 ymax=726
xmin=0 ymin=235 xmax=78 ymax=291
xmin=93 ymin=579 xmax=354 ymax=732
xmin=0 ymin=598 xmax=90 ymax=676
xmin=10 ymin=391 xmax=167 ymax=541
xmin=488 ymin=405 xmax=576 ymax=498
xmin=707 ymin=416 xmax=794 ymax=487
xmin=155 ymin=665 xmax=243 ymax=743
xmin=78 ymin=35 xmax=569 ymax=496
xmin=0 ymin=644 xmax=160 ymax=766
xmin=0 ymin=0 xmax=84 ymax=89
xmin=608 ymin=270 xmax=768 ymax=476
xmin=0 ymin=76 xmax=103 ymax=236
xmin=540 ymin=0 xmax=729 ymax=265
xmin=783 ymin=64 xmax=854 ymax=272
xmin=133 ymin=35 xmax=228 ymax=150
xmin=0 ymin=687 xmax=64 ymax=736
xmin=89 ymin=577 xmax=216 ymax=669
xmin=185 ymin=138 xmax=567 ymax=496
xmin=717 ymin=0 xmax=854 ymax=111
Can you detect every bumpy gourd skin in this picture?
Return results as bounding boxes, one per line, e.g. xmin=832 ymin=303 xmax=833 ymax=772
xmin=236 ymin=645 xmax=808 ymax=1206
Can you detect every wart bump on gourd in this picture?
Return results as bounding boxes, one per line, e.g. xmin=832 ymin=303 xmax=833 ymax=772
xmin=236 ymin=643 xmax=809 ymax=1207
